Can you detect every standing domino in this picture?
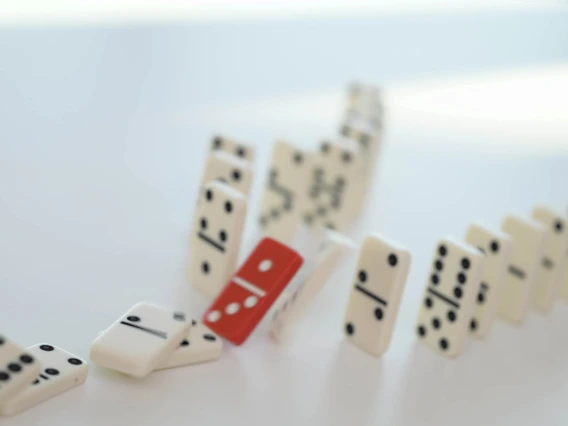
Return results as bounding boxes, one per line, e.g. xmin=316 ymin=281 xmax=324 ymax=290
xmin=0 ymin=344 xmax=88 ymax=416
xmin=90 ymin=303 xmax=191 ymax=378
xmin=499 ymin=215 xmax=546 ymax=323
xmin=561 ymin=207 xmax=568 ymax=302
xmin=156 ymin=321 xmax=223 ymax=370
xmin=562 ymin=206 xmax=568 ymax=302
xmin=258 ymin=141 xmax=313 ymax=244
xmin=416 ymin=238 xmax=483 ymax=357
xmin=0 ymin=336 xmax=42 ymax=407
xmin=190 ymin=181 xmax=247 ymax=298
xmin=339 ymin=117 xmax=382 ymax=216
xmin=340 ymin=114 xmax=382 ymax=162
xmin=200 ymin=151 xmax=254 ymax=198
xmin=465 ymin=224 xmax=512 ymax=337
xmin=203 ymin=238 xmax=303 ymax=345
xmin=303 ymin=140 xmax=364 ymax=232
xmin=346 ymin=82 xmax=383 ymax=123
xmin=531 ymin=207 xmax=568 ymax=312
xmin=210 ymin=135 xmax=255 ymax=162
xmin=271 ymin=231 xmax=355 ymax=343
xmin=562 ymin=260 xmax=568 ymax=302
xmin=344 ymin=234 xmax=411 ymax=357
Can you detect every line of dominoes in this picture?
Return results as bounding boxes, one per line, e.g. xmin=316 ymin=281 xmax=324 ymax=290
xmin=5 ymin=83 xmax=568 ymax=418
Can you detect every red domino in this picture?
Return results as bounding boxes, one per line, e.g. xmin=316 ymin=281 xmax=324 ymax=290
xmin=202 ymin=237 xmax=303 ymax=345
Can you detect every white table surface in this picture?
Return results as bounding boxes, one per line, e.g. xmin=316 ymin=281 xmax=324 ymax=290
xmin=1 ymin=9 xmax=568 ymax=425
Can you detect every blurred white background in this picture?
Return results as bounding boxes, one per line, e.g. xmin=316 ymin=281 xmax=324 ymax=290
xmin=0 ymin=0 xmax=559 ymax=26
xmin=0 ymin=1 xmax=567 ymax=425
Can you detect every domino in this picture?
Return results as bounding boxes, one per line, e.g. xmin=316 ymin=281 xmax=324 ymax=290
xmin=303 ymin=140 xmax=364 ymax=232
xmin=531 ymin=206 xmax=568 ymax=312
xmin=562 ymin=207 xmax=568 ymax=301
xmin=96 ymin=320 xmax=222 ymax=370
xmin=258 ymin=141 xmax=314 ymax=244
xmin=563 ymin=259 xmax=568 ymax=301
xmin=0 ymin=344 xmax=88 ymax=417
xmin=270 ymin=231 xmax=355 ymax=343
xmin=156 ymin=320 xmax=223 ymax=370
xmin=90 ymin=302 xmax=191 ymax=378
xmin=203 ymin=237 xmax=303 ymax=345
xmin=346 ymin=82 xmax=383 ymax=124
xmin=348 ymin=81 xmax=380 ymax=97
xmin=465 ymin=223 xmax=512 ymax=337
xmin=416 ymin=238 xmax=483 ymax=357
xmin=338 ymin=116 xmax=382 ymax=215
xmin=210 ymin=135 xmax=255 ymax=162
xmin=0 ymin=336 xmax=42 ymax=407
xmin=344 ymin=234 xmax=411 ymax=357
xmin=190 ymin=181 xmax=247 ymax=298
xmin=339 ymin=116 xmax=381 ymax=162
xmin=199 ymin=151 xmax=254 ymax=198
xmin=499 ymin=215 xmax=546 ymax=324
xmin=347 ymin=82 xmax=381 ymax=107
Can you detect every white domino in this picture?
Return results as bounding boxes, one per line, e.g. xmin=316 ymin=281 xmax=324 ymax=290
xmin=200 ymin=151 xmax=254 ymax=199
xmin=156 ymin=320 xmax=223 ymax=370
xmin=344 ymin=234 xmax=411 ymax=357
xmin=190 ymin=181 xmax=247 ymax=298
xmin=303 ymin=140 xmax=364 ymax=232
xmin=346 ymin=82 xmax=383 ymax=124
xmin=531 ymin=206 xmax=568 ymax=312
xmin=416 ymin=238 xmax=483 ymax=357
xmin=562 ymin=260 xmax=568 ymax=302
xmin=0 ymin=344 xmax=88 ymax=416
xmin=210 ymin=135 xmax=256 ymax=163
xmin=499 ymin=215 xmax=546 ymax=323
xmin=562 ymin=206 xmax=568 ymax=301
xmin=338 ymin=116 xmax=382 ymax=216
xmin=270 ymin=231 xmax=355 ymax=343
xmin=465 ymin=223 xmax=512 ymax=337
xmin=339 ymin=116 xmax=381 ymax=166
xmin=258 ymin=141 xmax=314 ymax=244
xmin=0 ymin=336 xmax=42 ymax=407
xmin=90 ymin=302 xmax=191 ymax=378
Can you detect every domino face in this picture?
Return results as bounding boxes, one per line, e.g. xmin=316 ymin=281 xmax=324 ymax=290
xmin=270 ymin=231 xmax=355 ymax=342
xmin=562 ymin=220 xmax=568 ymax=302
xmin=203 ymin=238 xmax=303 ymax=345
xmin=190 ymin=181 xmax=247 ymax=298
xmin=416 ymin=238 xmax=483 ymax=357
xmin=346 ymin=82 xmax=383 ymax=125
xmin=338 ymin=116 xmax=382 ymax=215
xmin=303 ymin=140 xmax=363 ymax=232
xmin=531 ymin=207 xmax=567 ymax=312
xmin=499 ymin=215 xmax=546 ymax=323
xmin=563 ymin=260 xmax=568 ymax=301
xmin=348 ymin=81 xmax=380 ymax=98
xmin=0 ymin=344 xmax=88 ymax=417
xmin=344 ymin=234 xmax=411 ymax=357
xmin=200 ymin=151 xmax=254 ymax=198
xmin=156 ymin=320 xmax=222 ymax=370
xmin=90 ymin=303 xmax=191 ymax=378
xmin=210 ymin=135 xmax=255 ymax=162
xmin=0 ymin=336 xmax=42 ymax=407
xmin=339 ymin=116 xmax=381 ymax=160
xmin=465 ymin=224 xmax=512 ymax=337
xmin=258 ymin=141 xmax=314 ymax=244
